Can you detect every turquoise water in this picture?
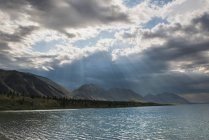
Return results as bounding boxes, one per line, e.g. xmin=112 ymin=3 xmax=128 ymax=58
xmin=0 ymin=104 xmax=209 ymax=140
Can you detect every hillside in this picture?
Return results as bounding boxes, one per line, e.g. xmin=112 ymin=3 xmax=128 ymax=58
xmin=106 ymin=88 xmax=143 ymax=101
xmin=144 ymin=93 xmax=189 ymax=104
xmin=0 ymin=69 xmax=70 ymax=98
xmin=71 ymin=84 xmax=143 ymax=101
xmin=71 ymin=84 xmax=107 ymax=100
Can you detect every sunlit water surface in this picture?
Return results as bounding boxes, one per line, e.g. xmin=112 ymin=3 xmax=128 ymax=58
xmin=0 ymin=104 xmax=209 ymax=140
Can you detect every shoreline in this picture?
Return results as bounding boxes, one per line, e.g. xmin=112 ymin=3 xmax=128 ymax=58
xmin=0 ymin=104 xmax=169 ymax=112
xmin=0 ymin=95 xmax=167 ymax=111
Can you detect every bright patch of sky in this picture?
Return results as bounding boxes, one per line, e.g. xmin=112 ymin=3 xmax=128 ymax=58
xmin=123 ymin=0 xmax=144 ymax=7
xmin=32 ymin=40 xmax=65 ymax=53
xmin=150 ymin=0 xmax=172 ymax=7
xmin=73 ymin=30 xmax=115 ymax=48
xmin=123 ymin=0 xmax=172 ymax=8
xmin=143 ymin=17 xmax=168 ymax=29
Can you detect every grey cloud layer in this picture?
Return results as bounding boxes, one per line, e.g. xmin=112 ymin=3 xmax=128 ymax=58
xmin=0 ymin=26 xmax=37 ymax=42
xmin=28 ymin=0 xmax=129 ymax=34
xmin=0 ymin=0 xmax=129 ymax=33
xmin=143 ymin=13 xmax=209 ymax=39
xmin=141 ymin=13 xmax=209 ymax=71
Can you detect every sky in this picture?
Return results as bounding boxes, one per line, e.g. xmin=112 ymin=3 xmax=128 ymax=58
xmin=0 ymin=0 xmax=209 ymax=100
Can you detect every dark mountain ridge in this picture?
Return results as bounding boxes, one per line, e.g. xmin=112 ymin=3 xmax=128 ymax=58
xmin=72 ymin=84 xmax=143 ymax=101
xmin=0 ymin=69 xmax=70 ymax=97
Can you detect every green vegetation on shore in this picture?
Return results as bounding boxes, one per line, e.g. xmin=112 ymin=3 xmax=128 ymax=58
xmin=0 ymin=94 xmax=165 ymax=111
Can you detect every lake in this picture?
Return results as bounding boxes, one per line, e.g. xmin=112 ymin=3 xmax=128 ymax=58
xmin=0 ymin=104 xmax=209 ymax=140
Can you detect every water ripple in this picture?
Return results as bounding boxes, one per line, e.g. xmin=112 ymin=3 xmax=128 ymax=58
xmin=0 ymin=105 xmax=209 ymax=140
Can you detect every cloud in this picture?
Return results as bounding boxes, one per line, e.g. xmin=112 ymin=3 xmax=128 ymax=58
xmin=192 ymin=12 xmax=209 ymax=32
xmin=0 ymin=26 xmax=37 ymax=42
xmin=162 ymin=0 xmax=209 ymax=24
xmin=0 ymin=0 xmax=134 ymax=71
xmin=0 ymin=0 xmax=130 ymax=32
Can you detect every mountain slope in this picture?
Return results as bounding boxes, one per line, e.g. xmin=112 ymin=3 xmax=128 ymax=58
xmin=144 ymin=93 xmax=189 ymax=104
xmin=71 ymin=84 xmax=107 ymax=100
xmin=0 ymin=69 xmax=70 ymax=97
xmin=106 ymin=88 xmax=143 ymax=101
xmin=71 ymin=84 xmax=143 ymax=101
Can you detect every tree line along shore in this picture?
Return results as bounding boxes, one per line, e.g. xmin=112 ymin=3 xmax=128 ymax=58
xmin=0 ymin=92 xmax=164 ymax=111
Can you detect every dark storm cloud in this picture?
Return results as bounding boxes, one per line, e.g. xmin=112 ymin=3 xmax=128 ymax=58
xmin=0 ymin=0 xmax=26 ymax=10
xmin=141 ymin=13 xmax=209 ymax=73
xmin=31 ymin=0 xmax=129 ymax=32
xmin=0 ymin=42 xmax=26 ymax=69
xmin=0 ymin=42 xmax=9 ymax=51
xmin=141 ymin=39 xmax=209 ymax=70
xmin=0 ymin=25 xmax=38 ymax=68
xmin=143 ymin=13 xmax=209 ymax=39
xmin=0 ymin=0 xmax=130 ymax=35
xmin=192 ymin=12 xmax=209 ymax=31
xmin=0 ymin=26 xmax=37 ymax=42
xmin=0 ymin=42 xmax=13 ymax=68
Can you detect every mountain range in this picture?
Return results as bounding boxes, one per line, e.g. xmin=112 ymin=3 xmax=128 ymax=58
xmin=143 ymin=93 xmax=189 ymax=104
xmin=71 ymin=84 xmax=143 ymax=101
xmin=0 ymin=69 xmax=190 ymax=104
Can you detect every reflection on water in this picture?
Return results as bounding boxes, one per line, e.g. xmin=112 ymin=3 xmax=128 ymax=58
xmin=0 ymin=104 xmax=209 ymax=140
